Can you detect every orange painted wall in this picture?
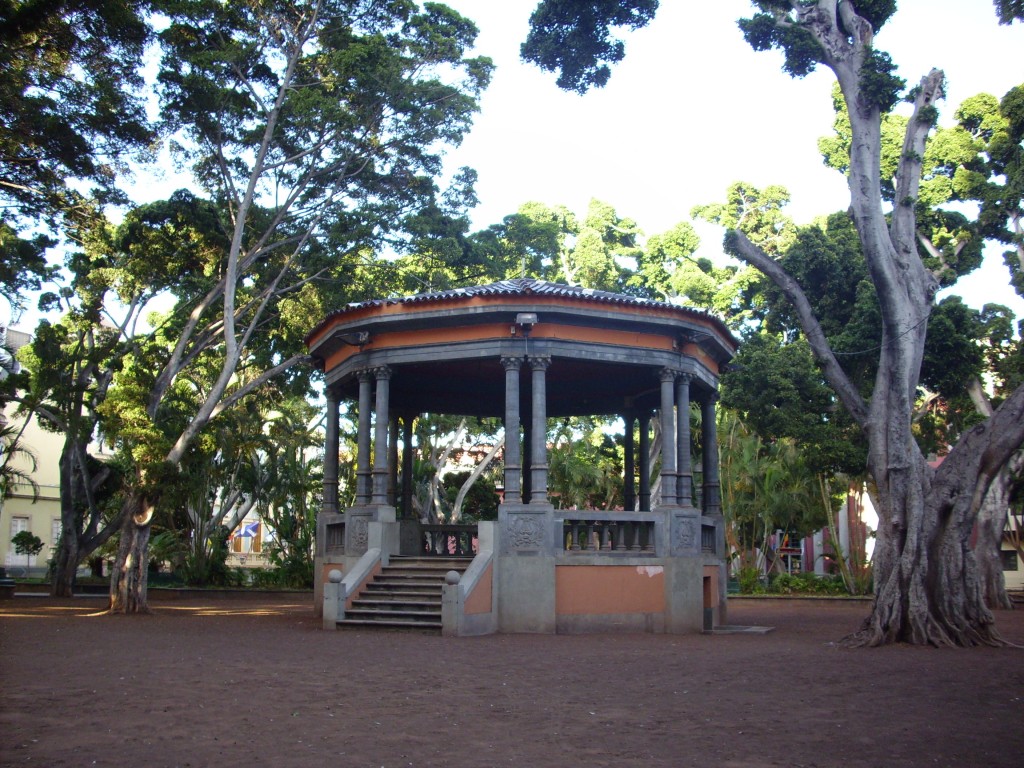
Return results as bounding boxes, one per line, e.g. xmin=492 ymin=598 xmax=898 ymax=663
xmin=464 ymin=562 xmax=493 ymax=615
xmin=320 ymin=561 xmax=344 ymax=586
xmin=555 ymin=565 xmax=666 ymax=615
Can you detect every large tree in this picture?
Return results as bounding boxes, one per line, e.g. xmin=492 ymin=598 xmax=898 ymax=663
xmin=523 ymin=0 xmax=1024 ymax=646
xmin=90 ymin=0 xmax=491 ymax=612
xmin=0 ymin=0 xmax=154 ymax=318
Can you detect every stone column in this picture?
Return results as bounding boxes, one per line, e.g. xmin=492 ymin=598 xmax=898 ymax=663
xmin=356 ymin=369 xmax=374 ymax=505
xmin=387 ymin=415 xmax=399 ymax=506
xmin=813 ymin=529 xmax=826 ymax=576
xmin=322 ymin=388 xmax=340 ymax=515
xmin=528 ymin=355 xmax=551 ymax=504
xmin=701 ymin=393 xmax=721 ymax=515
xmin=501 ymin=356 xmax=523 ymax=504
xmin=623 ymin=411 xmax=636 ymax=512
xmin=401 ymin=414 xmax=414 ymax=518
xmin=659 ymin=368 xmax=677 ymax=506
xmin=371 ymin=366 xmax=392 ymax=506
xmin=638 ymin=412 xmax=651 ymax=512
xmin=676 ymin=374 xmax=693 ymax=507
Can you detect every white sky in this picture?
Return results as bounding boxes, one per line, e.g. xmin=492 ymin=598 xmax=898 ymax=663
xmin=4 ymin=1 xmax=1022 ymax=330
xmin=438 ymin=0 xmax=1024 ymax=315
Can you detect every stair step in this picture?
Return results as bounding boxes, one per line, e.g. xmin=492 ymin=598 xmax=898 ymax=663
xmin=389 ymin=559 xmax=472 ymax=568
xmin=338 ymin=618 xmax=442 ymax=631
xmin=355 ymin=590 xmax=441 ymax=600
xmin=334 ymin=555 xmax=476 ymax=634
xmin=384 ymin=565 xmax=468 ymax=573
xmin=369 ymin=579 xmax=447 ymax=590
xmin=345 ymin=607 xmax=441 ymax=620
xmin=351 ymin=598 xmax=441 ymax=609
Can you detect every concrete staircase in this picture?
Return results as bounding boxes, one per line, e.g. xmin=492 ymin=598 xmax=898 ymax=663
xmin=338 ymin=556 xmax=472 ymax=632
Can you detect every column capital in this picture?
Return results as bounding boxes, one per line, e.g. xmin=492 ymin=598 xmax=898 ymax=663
xmin=658 ymin=367 xmax=681 ymax=383
xmin=676 ymin=371 xmax=695 ymax=384
xmin=501 ymin=355 xmax=524 ymax=371
xmin=527 ymin=354 xmax=551 ymax=371
xmin=372 ymin=365 xmax=393 ymax=381
xmin=357 ymin=368 xmax=375 ymax=383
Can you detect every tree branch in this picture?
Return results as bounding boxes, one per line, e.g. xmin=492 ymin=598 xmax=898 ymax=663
xmin=729 ymin=229 xmax=869 ymax=426
xmin=891 ymin=70 xmax=946 ymax=260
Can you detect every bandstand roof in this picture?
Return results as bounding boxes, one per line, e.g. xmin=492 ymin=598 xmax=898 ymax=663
xmin=305 ymin=278 xmax=738 ymax=418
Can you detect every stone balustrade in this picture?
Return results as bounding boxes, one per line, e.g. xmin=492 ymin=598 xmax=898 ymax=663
xmin=421 ymin=524 xmax=478 ymax=557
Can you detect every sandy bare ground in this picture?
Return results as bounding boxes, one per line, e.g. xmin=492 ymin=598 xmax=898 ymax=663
xmin=1 ymin=594 xmax=1022 ymax=768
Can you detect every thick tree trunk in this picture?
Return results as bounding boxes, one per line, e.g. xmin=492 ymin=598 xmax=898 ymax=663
xmin=50 ymin=445 xmax=79 ymax=597
xmin=109 ymin=492 xmax=154 ymax=614
xmin=50 ymin=438 xmax=118 ymax=597
xmin=852 ymin=456 xmax=999 ymax=646
xmin=849 ymin=390 xmax=1024 ymax=645
xmin=51 ymin=537 xmax=78 ymax=598
xmin=975 ymin=452 xmax=1022 ymax=609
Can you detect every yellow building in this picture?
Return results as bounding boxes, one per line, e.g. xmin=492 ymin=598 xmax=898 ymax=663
xmin=1 ymin=328 xmax=63 ymax=576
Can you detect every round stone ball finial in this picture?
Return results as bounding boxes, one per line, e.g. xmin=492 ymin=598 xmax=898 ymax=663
xmin=328 ymin=569 xmax=343 ymax=583
xmin=445 ymin=570 xmax=461 ymax=585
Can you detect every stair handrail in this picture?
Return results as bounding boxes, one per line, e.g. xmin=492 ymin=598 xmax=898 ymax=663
xmin=323 ymin=546 xmax=383 ymax=630
xmin=442 ymin=521 xmax=496 ymax=636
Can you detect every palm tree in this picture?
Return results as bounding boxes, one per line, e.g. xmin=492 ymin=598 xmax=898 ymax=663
xmin=0 ymin=420 xmax=39 ymax=502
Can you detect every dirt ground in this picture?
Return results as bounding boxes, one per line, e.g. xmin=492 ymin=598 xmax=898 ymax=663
xmin=1 ymin=595 xmax=1022 ymax=768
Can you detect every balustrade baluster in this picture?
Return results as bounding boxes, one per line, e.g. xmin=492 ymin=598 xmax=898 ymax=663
xmin=584 ymin=521 xmax=595 ymax=550
xmin=570 ymin=521 xmax=581 ymax=551
xmin=613 ymin=522 xmax=626 ymax=551
xmin=600 ymin=521 xmax=611 ymax=550
xmin=643 ymin=521 xmax=655 ymax=552
xmin=630 ymin=521 xmax=642 ymax=551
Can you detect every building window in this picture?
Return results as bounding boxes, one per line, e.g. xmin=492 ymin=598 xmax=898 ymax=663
xmin=231 ymin=520 xmax=262 ymax=554
xmin=1001 ymin=550 xmax=1020 ymax=572
xmin=7 ymin=517 xmax=30 ymax=567
xmin=10 ymin=516 xmax=28 ymax=537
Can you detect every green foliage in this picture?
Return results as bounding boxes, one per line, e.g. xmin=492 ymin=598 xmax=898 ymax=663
xmin=692 ymin=182 xmax=798 ymax=258
xmin=179 ymin=525 xmax=233 ymax=587
xmin=0 ymin=422 xmax=39 ymax=501
xmin=254 ymin=399 xmax=321 ymax=589
xmin=11 ymin=530 xmax=44 ymax=558
xmin=147 ymin=529 xmax=187 ymax=573
xmin=520 ymin=0 xmax=659 ymax=93
xmin=735 ymin=566 xmax=763 ymax=595
xmin=768 ymin=572 xmax=850 ymax=596
xmin=857 ymin=48 xmax=905 ymax=112
xmin=993 ymin=1 xmax=1024 ymax=24
xmin=722 ymin=334 xmax=866 ymax=476
xmin=547 ymin=418 xmax=622 ymax=510
xmin=735 ymin=568 xmax=863 ymax=597
xmin=739 ymin=11 xmax=824 ymax=79
xmin=0 ymin=0 xmax=153 ymax=216
xmin=848 ymin=1 xmax=897 ymax=30
xmin=0 ymin=223 xmax=56 ymax=320
xmin=443 ymin=469 xmax=499 ymax=521
xmin=719 ymin=412 xmax=830 ymax=567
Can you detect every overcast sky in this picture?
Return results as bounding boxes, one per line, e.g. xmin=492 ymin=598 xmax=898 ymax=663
xmin=439 ymin=0 xmax=1024 ymax=314
xmin=5 ymin=2 xmax=1022 ymax=329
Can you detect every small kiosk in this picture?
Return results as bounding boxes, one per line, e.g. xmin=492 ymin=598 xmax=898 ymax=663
xmin=306 ymin=278 xmax=737 ymax=634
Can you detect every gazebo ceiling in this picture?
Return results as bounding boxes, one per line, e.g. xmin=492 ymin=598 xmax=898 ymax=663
xmin=382 ymin=356 xmax=667 ymax=418
xmin=306 ymin=278 xmax=738 ymax=417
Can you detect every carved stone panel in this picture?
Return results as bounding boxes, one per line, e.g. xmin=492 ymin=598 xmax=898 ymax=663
xmin=346 ymin=511 xmax=372 ymax=555
xmin=670 ymin=511 xmax=701 ymax=556
xmin=500 ymin=506 xmax=553 ymax=555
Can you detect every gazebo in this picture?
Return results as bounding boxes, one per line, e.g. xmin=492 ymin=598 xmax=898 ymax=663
xmin=306 ymin=278 xmax=738 ymax=634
